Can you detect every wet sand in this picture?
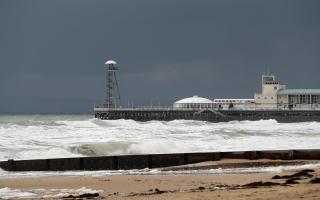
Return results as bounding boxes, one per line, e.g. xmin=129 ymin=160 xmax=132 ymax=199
xmin=1 ymin=159 xmax=320 ymax=199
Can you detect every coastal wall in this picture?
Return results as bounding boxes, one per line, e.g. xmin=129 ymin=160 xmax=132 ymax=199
xmin=94 ymin=109 xmax=320 ymax=122
xmin=1 ymin=149 xmax=320 ymax=172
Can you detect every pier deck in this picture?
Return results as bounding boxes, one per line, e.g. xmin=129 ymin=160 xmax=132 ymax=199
xmin=94 ymin=107 xmax=320 ymax=122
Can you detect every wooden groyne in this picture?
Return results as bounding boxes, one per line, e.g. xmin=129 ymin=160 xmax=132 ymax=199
xmin=1 ymin=149 xmax=320 ymax=172
xmin=94 ymin=108 xmax=320 ymax=122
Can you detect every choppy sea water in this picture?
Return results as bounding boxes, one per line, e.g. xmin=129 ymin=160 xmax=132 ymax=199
xmin=1 ymin=115 xmax=320 ymax=178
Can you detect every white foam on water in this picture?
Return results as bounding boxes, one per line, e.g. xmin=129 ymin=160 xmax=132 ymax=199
xmin=0 ymin=187 xmax=102 ymax=199
xmin=0 ymin=187 xmax=37 ymax=199
xmin=1 ymin=164 xmax=319 ymax=198
xmin=207 ymin=163 xmax=320 ymax=174
xmin=1 ymin=115 xmax=320 ymax=177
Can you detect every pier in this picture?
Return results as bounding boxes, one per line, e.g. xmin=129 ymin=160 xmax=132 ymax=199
xmin=1 ymin=149 xmax=320 ymax=172
xmin=94 ymin=107 xmax=320 ymax=122
xmin=94 ymin=60 xmax=320 ymax=122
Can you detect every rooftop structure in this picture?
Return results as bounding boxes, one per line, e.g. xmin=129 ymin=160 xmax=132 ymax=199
xmin=105 ymin=60 xmax=117 ymax=65
xmin=277 ymin=89 xmax=320 ymax=95
xmin=173 ymin=96 xmax=213 ymax=109
xmin=254 ymin=74 xmax=286 ymax=109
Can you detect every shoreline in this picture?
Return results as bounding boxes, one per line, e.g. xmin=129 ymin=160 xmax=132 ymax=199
xmin=1 ymin=159 xmax=320 ymax=178
xmin=1 ymin=159 xmax=320 ymax=199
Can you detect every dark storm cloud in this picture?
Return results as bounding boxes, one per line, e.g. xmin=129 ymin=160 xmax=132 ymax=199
xmin=0 ymin=0 xmax=320 ymax=113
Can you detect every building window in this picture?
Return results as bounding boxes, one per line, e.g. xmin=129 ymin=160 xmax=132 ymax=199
xmin=299 ymin=95 xmax=311 ymax=104
xmin=300 ymin=95 xmax=305 ymax=104
xmin=289 ymin=95 xmax=299 ymax=104
xmin=311 ymin=95 xmax=320 ymax=104
xmin=274 ymin=86 xmax=277 ymax=90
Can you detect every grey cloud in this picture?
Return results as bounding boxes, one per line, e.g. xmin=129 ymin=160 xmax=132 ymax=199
xmin=0 ymin=0 xmax=319 ymax=113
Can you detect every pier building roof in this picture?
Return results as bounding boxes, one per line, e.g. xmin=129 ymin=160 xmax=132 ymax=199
xmin=277 ymin=89 xmax=320 ymax=95
xmin=175 ymin=96 xmax=213 ymax=104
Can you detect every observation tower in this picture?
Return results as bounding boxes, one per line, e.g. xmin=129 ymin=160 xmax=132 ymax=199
xmin=105 ymin=60 xmax=121 ymax=108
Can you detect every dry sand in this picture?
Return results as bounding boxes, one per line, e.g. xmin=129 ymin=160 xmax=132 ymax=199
xmin=1 ymin=159 xmax=320 ymax=199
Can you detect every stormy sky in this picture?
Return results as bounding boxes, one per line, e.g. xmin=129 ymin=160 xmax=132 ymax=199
xmin=1 ymin=0 xmax=320 ymax=114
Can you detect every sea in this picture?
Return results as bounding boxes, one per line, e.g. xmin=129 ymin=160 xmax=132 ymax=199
xmin=2 ymin=114 xmax=320 ymax=198
xmin=1 ymin=114 xmax=320 ymax=178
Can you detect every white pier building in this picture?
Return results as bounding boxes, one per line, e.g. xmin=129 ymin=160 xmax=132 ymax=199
xmin=254 ymin=74 xmax=286 ymax=109
xmin=254 ymin=74 xmax=320 ymax=110
xmin=173 ymin=96 xmax=213 ymax=109
xmin=174 ymin=74 xmax=320 ymax=111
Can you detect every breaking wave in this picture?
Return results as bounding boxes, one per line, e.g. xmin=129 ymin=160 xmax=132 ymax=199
xmin=0 ymin=115 xmax=320 ymax=161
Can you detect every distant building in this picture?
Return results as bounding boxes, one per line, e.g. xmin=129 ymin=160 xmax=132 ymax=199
xmin=254 ymin=74 xmax=286 ymax=109
xmin=255 ymin=74 xmax=320 ymax=110
xmin=173 ymin=96 xmax=213 ymax=109
xmin=174 ymin=74 xmax=320 ymax=111
xmin=213 ymin=99 xmax=255 ymax=110
xmin=173 ymin=96 xmax=255 ymax=110
xmin=277 ymin=89 xmax=320 ymax=110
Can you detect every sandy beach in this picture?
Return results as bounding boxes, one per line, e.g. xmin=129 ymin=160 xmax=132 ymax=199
xmin=1 ymin=159 xmax=320 ymax=199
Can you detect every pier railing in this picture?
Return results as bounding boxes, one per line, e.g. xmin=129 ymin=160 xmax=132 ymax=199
xmin=94 ymin=106 xmax=200 ymax=111
xmin=94 ymin=106 xmax=320 ymax=112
